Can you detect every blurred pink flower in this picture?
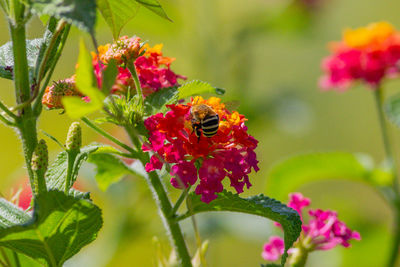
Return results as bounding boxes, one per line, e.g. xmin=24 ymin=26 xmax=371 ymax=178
xmin=262 ymin=192 xmax=360 ymax=263
xmin=320 ymin=22 xmax=400 ymax=90
xmin=262 ymin=236 xmax=285 ymax=261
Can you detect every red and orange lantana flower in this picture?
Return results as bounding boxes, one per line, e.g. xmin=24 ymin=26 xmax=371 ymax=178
xmin=143 ymin=96 xmax=259 ymax=203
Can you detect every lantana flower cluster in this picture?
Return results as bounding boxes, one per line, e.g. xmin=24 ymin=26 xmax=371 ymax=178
xmin=262 ymin=193 xmax=360 ymax=262
xmin=42 ymin=36 xmax=185 ymax=109
xmin=96 ymin=38 xmax=185 ymax=96
xmin=320 ymin=22 xmax=400 ymax=90
xmin=143 ymin=96 xmax=259 ymax=203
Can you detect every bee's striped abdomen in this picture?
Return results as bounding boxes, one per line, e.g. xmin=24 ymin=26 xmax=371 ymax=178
xmin=201 ymin=114 xmax=219 ymax=137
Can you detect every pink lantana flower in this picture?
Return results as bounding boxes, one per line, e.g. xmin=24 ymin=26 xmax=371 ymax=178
xmin=262 ymin=193 xmax=360 ymax=264
xmin=143 ymin=96 xmax=259 ymax=203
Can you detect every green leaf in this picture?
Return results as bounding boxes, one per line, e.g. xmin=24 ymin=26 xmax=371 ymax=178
xmin=0 ymin=199 xmax=30 ymax=228
xmin=0 ymin=191 xmax=103 ymax=266
xmin=88 ymin=153 xmax=133 ymax=191
xmin=134 ymin=0 xmax=171 ymax=21
xmin=266 ymin=152 xmax=392 ymax=200
xmin=97 ymin=0 xmax=140 ymax=39
xmin=28 ymin=0 xmax=97 ymax=33
xmin=179 ymin=190 xmax=302 ymax=266
xmin=46 ymin=145 xmax=100 ymax=194
xmin=0 ymin=39 xmax=43 ymax=80
xmin=144 ymin=80 xmax=225 ymax=115
xmin=63 ymin=40 xmax=105 ymax=119
xmin=178 ymin=80 xmax=225 ymax=99
xmin=144 ymin=86 xmax=178 ymax=114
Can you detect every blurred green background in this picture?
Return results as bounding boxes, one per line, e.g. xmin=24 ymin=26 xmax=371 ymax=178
xmin=1 ymin=0 xmax=400 ymax=266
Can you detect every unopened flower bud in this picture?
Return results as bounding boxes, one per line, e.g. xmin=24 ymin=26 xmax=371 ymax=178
xmin=31 ymin=139 xmax=48 ymax=172
xmin=66 ymin=122 xmax=82 ymax=151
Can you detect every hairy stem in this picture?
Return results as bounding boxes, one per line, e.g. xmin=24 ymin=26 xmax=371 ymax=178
xmin=124 ymin=126 xmax=192 ymax=267
xmin=9 ymin=16 xmax=38 ymax=193
xmin=373 ymin=89 xmax=400 ymax=267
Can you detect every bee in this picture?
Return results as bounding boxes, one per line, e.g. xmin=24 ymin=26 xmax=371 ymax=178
xmin=190 ymin=104 xmax=220 ymax=141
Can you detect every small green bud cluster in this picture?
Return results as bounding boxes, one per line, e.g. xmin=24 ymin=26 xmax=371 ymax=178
xmin=66 ymin=122 xmax=82 ymax=151
xmin=31 ymin=139 xmax=48 ymax=172
xmin=103 ymin=95 xmax=143 ymax=126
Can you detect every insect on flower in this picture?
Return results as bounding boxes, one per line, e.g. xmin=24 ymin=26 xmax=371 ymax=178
xmin=190 ymin=103 xmax=220 ymax=141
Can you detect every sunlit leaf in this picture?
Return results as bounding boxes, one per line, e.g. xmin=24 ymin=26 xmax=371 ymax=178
xmin=0 ymin=191 xmax=102 ymax=266
xmin=27 ymin=0 xmax=96 ymax=32
xmin=178 ymin=190 xmax=302 ymax=266
xmin=63 ymin=40 xmax=105 ymax=119
xmin=97 ymin=0 xmax=140 ymax=39
xmin=0 ymin=199 xmax=30 ymax=228
xmin=0 ymin=39 xmax=43 ymax=80
xmin=134 ymin=0 xmax=171 ymax=21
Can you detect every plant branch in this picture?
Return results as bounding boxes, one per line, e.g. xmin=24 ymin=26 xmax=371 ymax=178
xmin=81 ymin=117 xmax=138 ymax=156
xmin=124 ymin=126 xmax=192 ymax=267
xmin=33 ymin=24 xmax=71 ymax=116
xmin=34 ymin=21 xmax=66 ymax=95
xmin=0 ymin=100 xmax=17 ymax=120
xmin=0 ymin=112 xmax=14 ymax=126
xmin=170 ymin=187 xmax=191 ymax=217
xmin=374 ymin=89 xmax=400 ymax=267
xmin=127 ymin=62 xmax=144 ymax=114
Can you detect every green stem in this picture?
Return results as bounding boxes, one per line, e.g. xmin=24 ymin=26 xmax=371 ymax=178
xmin=81 ymin=117 xmax=137 ymax=155
xmin=0 ymin=113 xmax=14 ymax=126
xmin=33 ymin=24 xmax=71 ymax=116
xmin=373 ymin=89 xmax=400 ymax=267
xmin=64 ymin=151 xmax=77 ymax=194
xmin=288 ymin=247 xmax=309 ymax=267
xmin=170 ymin=187 xmax=190 ymax=216
xmin=125 ymin=126 xmax=192 ymax=267
xmin=127 ymin=62 xmax=144 ymax=114
xmin=388 ymin=207 xmax=400 ymax=267
xmin=9 ymin=16 xmax=38 ymax=194
xmin=0 ymin=100 xmax=17 ymax=120
xmin=374 ymin=89 xmax=397 ymax=188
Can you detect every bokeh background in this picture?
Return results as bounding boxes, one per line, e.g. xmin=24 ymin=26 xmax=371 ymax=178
xmin=1 ymin=0 xmax=400 ymax=266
